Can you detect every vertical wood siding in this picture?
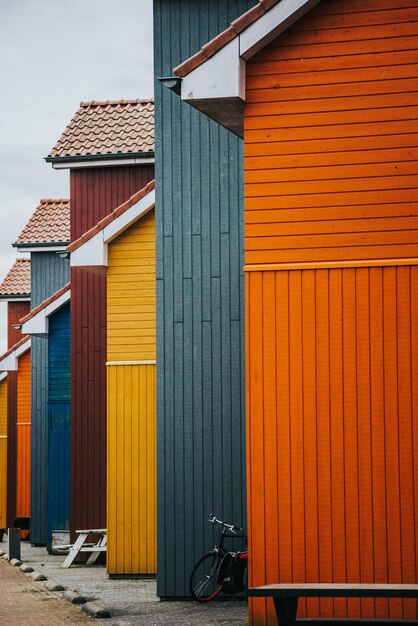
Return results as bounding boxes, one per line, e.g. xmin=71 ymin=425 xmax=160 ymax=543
xmin=0 ymin=378 xmax=8 ymax=529
xmin=30 ymin=253 xmax=70 ymax=544
xmin=8 ymin=302 xmax=30 ymax=348
xmin=47 ymin=303 xmax=70 ymax=549
xmin=244 ymin=0 xmax=418 ymax=265
xmin=70 ymin=165 xmax=154 ymax=537
xmin=154 ymin=0 xmax=256 ymax=596
xmin=107 ymin=364 xmax=156 ymax=574
xmin=244 ymin=2 xmax=418 ymax=623
xmin=107 ymin=212 xmax=156 ymax=575
xmin=6 ymin=371 xmax=17 ymax=527
xmin=16 ymin=351 xmax=30 ymax=518
xmin=247 ymin=267 xmax=418 ymax=622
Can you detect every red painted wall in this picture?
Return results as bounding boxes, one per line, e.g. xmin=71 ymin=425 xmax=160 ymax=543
xmin=69 ymin=165 xmax=154 ymax=535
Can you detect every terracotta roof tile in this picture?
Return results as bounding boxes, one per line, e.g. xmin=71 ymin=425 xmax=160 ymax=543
xmin=67 ymin=180 xmax=155 ymax=253
xmin=0 ymin=335 xmax=30 ymax=363
xmin=0 ymin=259 xmax=31 ymax=297
xmin=173 ymin=0 xmax=280 ymax=77
xmin=48 ymin=99 xmax=154 ymax=159
xmin=20 ymin=283 xmax=70 ymax=325
xmin=15 ymin=199 xmax=70 ymax=246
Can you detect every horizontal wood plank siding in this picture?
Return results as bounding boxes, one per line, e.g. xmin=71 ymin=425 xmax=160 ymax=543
xmin=244 ymin=0 xmax=418 ymax=266
xmin=107 ymin=364 xmax=156 ymax=575
xmin=30 ymin=252 xmax=70 ymax=544
xmin=107 ymin=211 xmax=156 ymax=575
xmin=16 ymin=351 xmax=30 ymax=518
xmin=70 ymin=164 xmax=154 ymax=537
xmin=154 ymin=0 xmax=255 ymax=596
xmin=247 ymin=267 xmax=418 ymax=623
xmin=107 ymin=210 xmax=156 ymax=361
xmin=0 ymin=378 xmax=8 ymax=529
xmin=6 ymin=371 xmax=17 ymax=527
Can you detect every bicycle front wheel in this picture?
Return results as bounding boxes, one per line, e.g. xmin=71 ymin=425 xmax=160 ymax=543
xmin=189 ymin=552 xmax=224 ymax=602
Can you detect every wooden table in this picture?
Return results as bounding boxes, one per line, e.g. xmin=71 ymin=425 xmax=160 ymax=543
xmin=61 ymin=528 xmax=107 ymax=568
xmin=248 ymin=583 xmax=418 ymax=625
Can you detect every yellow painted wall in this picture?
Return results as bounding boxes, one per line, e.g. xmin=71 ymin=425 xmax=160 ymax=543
xmin=0 ymin=377 xmax=8 ymax=528
xmin=107 ymin=209 xmax=156 ymax=362
xmin=107 ymin=364 xmax=156 ymax=574
xmin=107 ymin=209 xmax=156 ymax=575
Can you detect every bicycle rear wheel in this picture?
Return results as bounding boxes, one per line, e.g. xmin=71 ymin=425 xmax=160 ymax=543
xmin=189 ymin=552 xmax=224 ymax=602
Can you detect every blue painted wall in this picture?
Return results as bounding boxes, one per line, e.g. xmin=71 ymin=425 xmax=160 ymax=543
xmin=29 ymin=252 xmax=69 ymax=544
xmin=154 ymin=0 xmax=256 ymax=597
xmin=47 ymin=302 xmax=70 ymax=549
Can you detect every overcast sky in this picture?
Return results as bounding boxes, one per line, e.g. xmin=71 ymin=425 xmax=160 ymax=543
xmin=0 ymin=0 xmax=154 ymax=352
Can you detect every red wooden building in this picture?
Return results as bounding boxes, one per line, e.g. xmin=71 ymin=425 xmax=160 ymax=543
xmin=0 ymin=259 xmax=31 ymax=529
xmin=46 ymin=100 xmax=154 ymax=536
xmin=174 ymin=0 xmax=418 ymax=623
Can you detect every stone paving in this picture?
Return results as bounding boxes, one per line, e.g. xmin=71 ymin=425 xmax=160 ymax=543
xmin=0 ymin=536 xmax=248 ymax=625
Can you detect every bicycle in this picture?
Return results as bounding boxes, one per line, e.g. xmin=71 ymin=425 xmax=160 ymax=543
xmin=189 ymin=515 xmax=248 ymax=602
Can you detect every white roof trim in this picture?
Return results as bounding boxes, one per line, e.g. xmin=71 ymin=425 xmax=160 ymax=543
xmin=21 ymin=290 xmax=70 ymax=336
xmin=179 ymin=0 xmax=321 ymax=135
xmin=0 ymin=337 xmax=31 ymax=372
xmin=0 ymin=372 xmax=7 ymax=383
xmin=17 ymin=245 xmax=68 ymax=253
xmin=71 ymin=187 xmax=155 ymax=268
xmin=52 ymin=157 xmax=155 ymax=170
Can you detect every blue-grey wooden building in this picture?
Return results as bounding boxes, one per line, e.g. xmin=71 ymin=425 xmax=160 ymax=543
xmin=14 ymin=199 xmax=70 ymax=545
xmin=154 ymin=0 xmax=257 ymax=597
xmin=21 ymin=285 xmax=70 ymax=550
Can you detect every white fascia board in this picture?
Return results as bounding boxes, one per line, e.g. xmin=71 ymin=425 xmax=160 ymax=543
xmin=22 ymin=290 xmax=70 ymax=336
xmin=181 ymin=38 xmax=245 ymax=102
xmin=240 ymin=0 xmax=321 ymax=59
xmin=0 ymin=372 xmax=7 ymax=383
xmin=104 ymin=189 xmax=155 ymax=243
xmin=180 ymin=0 xmax=320 ymax=103
xmin=71 ymin=233 xmax=107 ymax=267
xmin=17 ymin=245 xmax=68 ymax=253
xmin=52 ymin=157 xmax=155 ymax=170
xmin=0 ymin=338 xmax=31 ymax=372
xmin=71 ymin=188 xmax=155 ymax=267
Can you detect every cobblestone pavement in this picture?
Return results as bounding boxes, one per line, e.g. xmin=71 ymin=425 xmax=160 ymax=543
xmin=0 ymin=558 xmax=96 ymax=625
xmin=0 ymin=537 xmax=248 ymax=625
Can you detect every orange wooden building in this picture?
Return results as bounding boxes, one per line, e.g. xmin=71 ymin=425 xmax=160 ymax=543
xmin=0 ymin=259 xmax=31 ymax=531
xmin=174 ymin=0 xmax=418 ymax=622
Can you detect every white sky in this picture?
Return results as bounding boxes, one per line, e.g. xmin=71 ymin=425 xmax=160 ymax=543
xmin=0 ymin=0 xmax=154 ymax=353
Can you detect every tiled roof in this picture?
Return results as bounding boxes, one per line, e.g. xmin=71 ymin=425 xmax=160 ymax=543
xmin=0 ymin=259 xmax=31 ymax=298
xmin=48 ymin=99 xmax=154 ymax=159
xmin=67 ymin=180 xmax=155 ymax=252
xmin=20 ymin=283 xmax=70 ymax=325
xmin=173 ymin=0 xmax=279 ymax=77
xmin=0 ymin=335 xmax=30 ymax=363
xmin=14 ymin=199 xmax=70 ymax=246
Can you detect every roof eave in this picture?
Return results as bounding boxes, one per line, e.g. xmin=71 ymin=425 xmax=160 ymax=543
xmin=0 ymin=294 xmax=31 ymax=301
xmin=45 ymin=151 xmax=155 ymax=170
xmin=13 ymin=241 xmax=70 ymax=250
xmin=173 ymin=0 xmax=321 ymax=135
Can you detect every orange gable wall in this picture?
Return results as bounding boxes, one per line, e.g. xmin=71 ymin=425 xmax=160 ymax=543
xmin=16 ymin=351 xmax=30 ymax=519
xmin=244 ymin=1 xmax=418 ymax=623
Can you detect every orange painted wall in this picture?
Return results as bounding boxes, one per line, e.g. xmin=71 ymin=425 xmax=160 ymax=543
xmin=244 ymin=0 xmax=418 ymax=623
xmin=0 ymin=377 xmax=8 ymax=529
xmin=16 ymin=351 xmax=30 ymax=518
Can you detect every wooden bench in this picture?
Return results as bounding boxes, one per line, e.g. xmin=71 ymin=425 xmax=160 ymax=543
xmin=248 ymin=583 xmax=418 ymax=625
xmin=60 ymin=528 xmax=107 ymax=568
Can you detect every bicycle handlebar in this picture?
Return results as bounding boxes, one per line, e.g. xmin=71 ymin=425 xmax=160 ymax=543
xmin=208 ymin=514 xmax=243 ymax=534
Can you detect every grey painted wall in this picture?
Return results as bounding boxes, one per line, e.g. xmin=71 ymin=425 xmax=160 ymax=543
xmin=154 ymin=0 xmax=257 ymax=597
xmin=30 ymin=252 xmax=69 ymax=545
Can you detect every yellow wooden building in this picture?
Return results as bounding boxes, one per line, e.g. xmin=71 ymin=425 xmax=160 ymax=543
xmin=0 ymin=373 xmax=8 ymax=531
xmin=70 ymin=181 xmax=156 ymax=575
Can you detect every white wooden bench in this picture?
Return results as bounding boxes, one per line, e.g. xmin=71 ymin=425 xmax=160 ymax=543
xmin=60 ymin=528 xmax=107 ymax=568
xmin=248 ymin=583 xmax=418 ymax=625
